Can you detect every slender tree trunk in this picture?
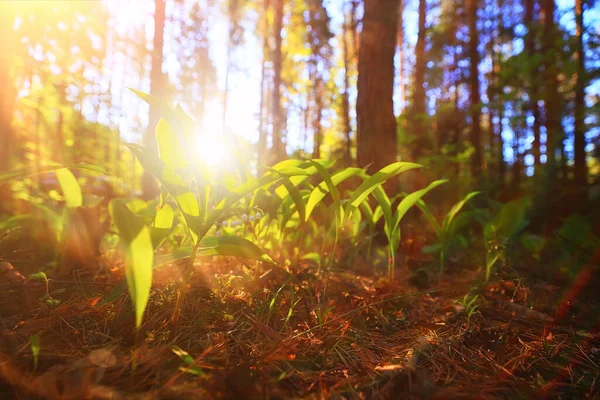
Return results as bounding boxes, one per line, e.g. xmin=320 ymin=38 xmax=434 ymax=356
xmin=0 ymin=9 xmax=17 ymax=212
xmin=142 ymin=0 xmax=166 ymax=200
xmin=223 ymin=0 xmax=240 ymax=137
xmin=542 ymin=0 xmax=560 ymax=169
xmin=397 ymin=0 xmax=405 ymax=111
xmin=467 ymin=0 xmax=483 ymax=181
xmin=341 ymin=5 xmax=353 ymax=165
xmin=525 ymin=0 xmax=542 ymax=171
xmin=412 ymin=0 xmax=426 ymax=160
xmin=257 ymin=0 xmax=271 ymax=170
xmin=356 ymin=0 xmax=399 ymax=174
xmin=312 ymin=76 xmax=323 ymax=159
xmin=574 ymin=0 xmax=587 ymax=189
xmin=271 ymin=0 xmax=285 ymax=162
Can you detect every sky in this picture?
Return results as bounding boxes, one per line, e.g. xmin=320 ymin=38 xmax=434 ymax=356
xmin=100 ymin=0 xmax=599 ymax=167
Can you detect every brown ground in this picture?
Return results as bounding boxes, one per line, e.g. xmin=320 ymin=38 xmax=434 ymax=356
xmin=0 ymin=256 xmax=598 ymax=399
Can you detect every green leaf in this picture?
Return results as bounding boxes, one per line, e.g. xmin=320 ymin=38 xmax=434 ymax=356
xmin=28 ymin=272 xmax=47 ymax=282
xmin=391 ymin=180 xmax=448 ymax=235
xmin=345 ymin=162 xmax=422 ymax=211
xmin=156 ymin=118 xmax=187 ymax=171
xmin=154 ymin=247 xmax=195 ymax=268
xmin=442 ymin=191 xmax=480 ymax=233
xmin=197 ymin=236 xmax=277 ymax=264
xmin=128 ymin=89 xmax=196 ymax=164
xmin=279 ymin=178 xmax=306 ymax=223
xmin=170 ymin=345 xmax=204 ymax=376
xmin=55 ymin=169 xmax=83 ymax=208
xmin=109 ymin=199 xmax=154 ymax=329
xmin=0 ymin=164 xmax=106 ymax=184
xmin=30 ymin=335 xmax=40 ymax=371
xmin=127 ymin=144 xmax=201 ymax=242
xmin=305 ymin=164 xmax=362 ymax=223
xmin=301 ymin=252 xmax=321 ymax=264
xmin=415 ymin=199 xmax=442 ymax=238
xmin=150 ymin=204 xmax=174 ymax=250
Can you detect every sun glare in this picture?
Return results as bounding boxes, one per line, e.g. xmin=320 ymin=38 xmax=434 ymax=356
xmin=195 ymin=113 xmax=234 ymax=168
xmin=196 ymin=134 xmax=230 ymax=167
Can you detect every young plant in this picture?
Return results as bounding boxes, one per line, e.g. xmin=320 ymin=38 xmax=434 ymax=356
xmin=454 ymin=293 xmax=480 ymax=327
xmin=352 ymin=175 xmax=447 ymax=283
xmin=416 ymin=191 xmax=480 ymax=279
xmin=111 ymin=90 xmax=328 ymax=329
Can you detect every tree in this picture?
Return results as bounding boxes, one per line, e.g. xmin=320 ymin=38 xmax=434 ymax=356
xmin=574 ymin=0 xmax=587 ymax=190
xmin=142 ymin=0 xmax=167 ymax=200
xmin=411 ymin=0 xmax=427 ymax=160
xmin=341 ymin=2 xmax=354 ymax=164
xmin=257 ymin=0 xmax=271 ymax=170
xmin=467 ymin=0 xmax=482 ymax=181
xmin=524 ymin=0 xmax=542 ymax=171
xmin=356 ymin=0 xmax=400 ymax=173
xmin=271 ymin=0 xmax=286 ymax=162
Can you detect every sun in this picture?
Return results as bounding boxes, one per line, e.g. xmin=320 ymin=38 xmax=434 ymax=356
xmin=195 ymin=113 xmax=234 ymax=168
xmin=196 ymin=134 xmax=230 ymax=167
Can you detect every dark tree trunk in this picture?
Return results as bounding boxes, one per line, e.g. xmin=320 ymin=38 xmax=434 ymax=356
xmin=525 ymin=0 xmax=542 ymax=172
xmin=574 ymin=0 xmax=587 ymax=190
xmin=257 ymin=0 xmax=271 ymax=170
xmin=356 ymin=0 xmax=400 ymax=174
xmin=397 ymin=0 xmax=405 ymax=111
xmin=142 ymin=0 xmax=166 ymax=200
xmin=412 ymin=0 xmax=426 ymax=160
xmin=467 ymin=0 xmax=483 ymax=181
xmin=342 ymin=4 xmax=353 ymax=165
xmin=271 ymin=0 xmax=286 ymax=162
xmin=542 ymin=0 xmax=560 ymax=169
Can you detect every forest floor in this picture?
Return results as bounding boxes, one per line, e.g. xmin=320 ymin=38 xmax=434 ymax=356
xmin=0 ymin=253 xmax=599 ymax=399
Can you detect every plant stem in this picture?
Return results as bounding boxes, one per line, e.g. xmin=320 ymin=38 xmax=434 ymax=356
xmin=171 ymin=239 xmax=202 ymax=328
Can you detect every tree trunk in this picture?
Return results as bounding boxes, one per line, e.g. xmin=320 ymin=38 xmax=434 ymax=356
xmin=142 ymin=0 xmax=166 ymax=200
xmin=574 ymin=0 xmax=587 ymax=189
xmin=341 ymin=4 xmax=353 ymax=165
xmin=524 ymin=0 xmax=542 ymax=172
xmin=412 ymin=0 xmax=426 ymax=160
xmin=467 ymin=0 xmax=482 ymax=181
xmin=0 ymin=8 xmax=17 ymax=213
xmin=397 ymin=0 xmax=405 ymax=111
xmin=257 ymin=0 xmax=271 ymax=170
xmin=357 ymin=0 xmax=399 ymax=174
xmin=542 ymin=0 xmax=560 ymax=170
xmin=312 ymin=76 xmax=323 ymax=159
xmin=271 ymin=0 xmax=286 ymax=162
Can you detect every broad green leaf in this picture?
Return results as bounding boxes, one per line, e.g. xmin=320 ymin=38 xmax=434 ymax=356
xmin=359 ymin=202 xmax=374 ymax=228
xmin=442 ymin=191 xmax=480 ymax=233
xmin=156 ymin=118 xmax=187 ymax=171
xmin=154 ymin=247 xmax=195 ymax=268
xmin=415 ymin=199 xmax=442 ymax=238
xmin=127 ymin=144 xmax=201 ymax=241
xmin=170 ymin=345 xmax=205 ymax=376
xmin=30 ymin=335 xmax=40 ymax=371
xmin=422 ymin=243 xmax=443 ymax=254
xmin=109 ymin=199 xmax=154 ymax=328
xmin=301 ymin=252 xmax=321 ymax=264
xmin=0 ymin=164 xmax=106 ymax=184
xmin=280 ymin=178 xmax=306 ymax=223
xmin=346 ymin=162 xmax=422 ymax=211
xmin=197 ymin=236 xmax=277 ymax=264
xmin=304 ymin=164 xmax=362 ymax=223
xmin=129 ymin=89 xmax=195 ymax=164
xmin=28 ymin=272 xmax=48 ymax=282
xmin=150 ymin=204 xmax=174 ymax=250
xmin=55 ymin=169 xmax=83 ymax=208
xmin=371 ymin=186 xmax=393 ymax=236
xmin=391 ymin=180 xmax=448 ymax=234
